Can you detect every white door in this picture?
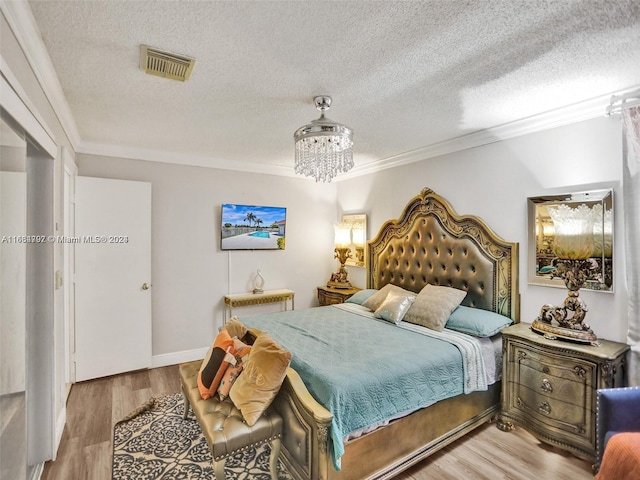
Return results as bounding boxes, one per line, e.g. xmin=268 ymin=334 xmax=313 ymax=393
xmin=75 ymin=176 xmax=152 ymax=381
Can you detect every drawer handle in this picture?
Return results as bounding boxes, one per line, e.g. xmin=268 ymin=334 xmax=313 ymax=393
xmin=542 ymin=366 xmax=550 ymax=374
xmin=538 ymin=401 xmax=552 ymax=415
xmin=541 ymin=378 xmax=553 ymax=393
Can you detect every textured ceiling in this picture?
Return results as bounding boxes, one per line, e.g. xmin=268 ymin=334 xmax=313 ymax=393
xmin=26 ymin=0 xmax=640 ymax=177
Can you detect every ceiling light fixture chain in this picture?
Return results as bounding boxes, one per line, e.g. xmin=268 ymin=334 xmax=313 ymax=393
xmin=294 ymin=95 xmax=354 ymax=183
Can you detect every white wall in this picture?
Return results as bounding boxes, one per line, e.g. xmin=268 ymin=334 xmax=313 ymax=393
xmin=78 ymin=114 xmax=629 ymax=363
xmin=338 ymin=116 xmax=628 ymax=343
xmin=76 ymin=154 xmax=338 ymax=362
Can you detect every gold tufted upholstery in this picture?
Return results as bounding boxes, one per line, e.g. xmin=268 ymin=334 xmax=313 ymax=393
xmin=179 ymin=360 xmax=283 ymax=479
xmin=373 ymin=216 xmax=494 ymax=310
xmin=367 ymin=188 xmax=519 ymax=321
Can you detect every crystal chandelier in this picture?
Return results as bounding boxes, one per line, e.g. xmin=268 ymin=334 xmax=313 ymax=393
xmin=294 ymin=96 xmax=354 ymax=183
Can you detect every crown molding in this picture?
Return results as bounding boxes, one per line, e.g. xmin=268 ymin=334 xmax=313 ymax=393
xmin=77 ymin=140 xmax=298 ymax=178
xmin=1 ymin=0 xmax=81 ymax=149
xmin=340 ymin=86 xmax=640 ymax=180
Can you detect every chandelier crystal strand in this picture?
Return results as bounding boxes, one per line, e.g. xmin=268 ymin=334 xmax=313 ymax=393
xmin=293 ymin=96 xmax=354 ymax=183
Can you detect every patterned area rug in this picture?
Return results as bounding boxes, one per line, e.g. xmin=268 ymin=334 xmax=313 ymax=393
xmin=112 ymin=393 xmax=294 ymax=480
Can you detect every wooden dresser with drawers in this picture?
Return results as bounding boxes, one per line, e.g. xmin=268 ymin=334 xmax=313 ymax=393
xmin=497 ymin=322 xmax=629 ymax=462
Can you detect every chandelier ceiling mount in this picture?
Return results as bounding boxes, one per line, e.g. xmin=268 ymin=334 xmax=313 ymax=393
xmin=294 ymin=95 xmax=354 ymax=183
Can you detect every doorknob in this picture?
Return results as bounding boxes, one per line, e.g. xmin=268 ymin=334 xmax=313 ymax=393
xmin=141 ymin=283 xmax=150 ymax=290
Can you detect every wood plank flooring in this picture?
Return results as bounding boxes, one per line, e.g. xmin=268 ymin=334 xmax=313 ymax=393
xmin=42 ymin=365 xmax=594 ymax=480
xmin=42 ymin=366 xmax=180 ymax=480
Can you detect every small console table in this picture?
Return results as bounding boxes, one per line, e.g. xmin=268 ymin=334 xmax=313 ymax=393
xmin=223 ymin=289 xmax=295 ymax=323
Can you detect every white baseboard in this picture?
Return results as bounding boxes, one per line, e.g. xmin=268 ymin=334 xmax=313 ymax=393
xmin=151 ymin=347 xmax=208 ymax=368
xmin=30 ymin=462 xmax=44 ymax=480
xmin=53 ymin=406 xmax=66 ymax=461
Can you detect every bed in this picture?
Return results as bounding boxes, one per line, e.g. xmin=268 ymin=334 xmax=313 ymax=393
xmin=239 ymin=188 xmax=519 ymax=480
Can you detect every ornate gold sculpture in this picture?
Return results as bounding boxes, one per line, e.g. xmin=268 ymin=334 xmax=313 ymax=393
xmin=327 ymin=246 xmax=352 ymax=289
xmin=532 ymin=258 xmax=599 ymax=344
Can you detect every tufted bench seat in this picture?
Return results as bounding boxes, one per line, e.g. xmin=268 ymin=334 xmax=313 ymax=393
xmin=179 ymin=360 xmax=283 ymax=480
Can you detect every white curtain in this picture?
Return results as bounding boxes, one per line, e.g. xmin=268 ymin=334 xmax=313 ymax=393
xmin=622 ymin=105 xmax=640 ymax=386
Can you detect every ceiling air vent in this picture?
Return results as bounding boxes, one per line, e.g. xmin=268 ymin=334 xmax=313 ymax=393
xmin=140 ymin=45 xmax=195 ymax=82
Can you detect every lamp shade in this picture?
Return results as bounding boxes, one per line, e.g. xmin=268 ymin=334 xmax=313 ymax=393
xmin=351 ymin=226 xmax=365 ymax=247
xmin=334 ymin=223 xmax=352 ymax=248
xmin=591 ymin=204 xmax=613 ymax=257
xmin=548 ymin=204 xmax=597 ymax=259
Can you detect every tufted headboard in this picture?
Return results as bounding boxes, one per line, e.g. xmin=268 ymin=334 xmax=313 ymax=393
xmin=367 ymin=188 xmax=520 ymax=322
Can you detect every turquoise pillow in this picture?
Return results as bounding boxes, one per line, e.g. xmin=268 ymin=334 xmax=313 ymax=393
xmin=345 ymin=289 xmax=378 ymax=305
xmin=446 ymin=305 xmax=512 ymax=337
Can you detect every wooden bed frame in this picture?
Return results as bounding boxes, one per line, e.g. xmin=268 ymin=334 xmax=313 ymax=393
xmin=269 ymin=188 xmax=520 ymax=480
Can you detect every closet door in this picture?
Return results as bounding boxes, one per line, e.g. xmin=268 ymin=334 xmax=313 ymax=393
xmin=74 ymin=176 xmax=152 ymax=381
xmin=0 ymin=170 xmax=27 ymax=480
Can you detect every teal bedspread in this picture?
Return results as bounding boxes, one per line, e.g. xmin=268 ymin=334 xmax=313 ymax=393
xmin=240 ymin=304 xmax=482 ymax=470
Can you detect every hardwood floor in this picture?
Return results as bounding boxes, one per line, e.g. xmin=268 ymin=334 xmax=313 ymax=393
xmin=42 ymin=366 xmax=180 ymax=480
xmin=396 ymin=420 xmax=594 ymax=480
xmin=42 ymin=366 xmax=594 ymax=480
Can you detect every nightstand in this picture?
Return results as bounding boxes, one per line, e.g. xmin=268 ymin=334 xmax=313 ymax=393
xmin=317 ymin=286 xmax=361 ymax=306
xmin=497 ymin=322 xmax=629 ymax=462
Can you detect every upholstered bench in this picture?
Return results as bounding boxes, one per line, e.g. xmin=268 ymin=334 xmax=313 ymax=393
xmin=179 ymin=360 xmax=283 ymax=480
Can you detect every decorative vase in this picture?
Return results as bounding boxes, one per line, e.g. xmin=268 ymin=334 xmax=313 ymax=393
xmin=253 ymin=269 xmax=265 ymax=294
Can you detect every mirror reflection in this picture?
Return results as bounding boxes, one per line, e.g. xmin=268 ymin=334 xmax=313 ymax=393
xmin=341 ymin=214 xmax=367 ymax=268
xmin=1 ymin=115 xmax=28 ymax=479
xmin=528 ymin=189 xmax=613 ymax=291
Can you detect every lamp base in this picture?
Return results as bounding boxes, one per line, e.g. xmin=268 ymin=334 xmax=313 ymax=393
xmin=532 ymin=258 xmax=600 ymax=346
xmin=326 ymin=279 xmax=353 ymax=289
xmin=531 ymin=319 xmax=599 ymax=346
xmin=328 ymin=247 xmax=352 ymax=289
xmin=327 ymin=266 xmax=352 ymax=289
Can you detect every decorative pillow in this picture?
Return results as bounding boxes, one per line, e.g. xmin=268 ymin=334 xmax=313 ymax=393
xmin=362 ymin=284 xmax=412 ymax=311
xmin=374 ymin=290 xmax=416 ymax=324
xmin=404 ymin=284 xmax=467 ymax=331
xmin=197 ymin=329 xmax=236 ymax=400
xmin=224 ymin=317 xmax=248 ymax=340
xmin=217 ymin=338 xmax=252 ymax=400
xmin=229 ymin=332 xmax=292 ymax=426
xmin=345 ymin=289 xmax=378 ymax=305
xmin=446 ymin=305 xmax=513 ymax=337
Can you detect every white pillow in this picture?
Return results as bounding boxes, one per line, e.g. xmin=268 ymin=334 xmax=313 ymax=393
xmin=362 ymin=284 xmax=413 ymax=311
xmin=374 ymin=290 xmax=416 ymax=324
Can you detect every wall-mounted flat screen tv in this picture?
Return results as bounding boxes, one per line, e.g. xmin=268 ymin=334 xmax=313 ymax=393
xmin=221 ymin=203 xmax=287 ymax=250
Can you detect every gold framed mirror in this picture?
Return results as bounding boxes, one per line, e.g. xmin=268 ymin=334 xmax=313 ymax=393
xmin=342 ymin=214 xmax=367 ymax=268
xmin=527 ymin=189 xmax=613 ymax=292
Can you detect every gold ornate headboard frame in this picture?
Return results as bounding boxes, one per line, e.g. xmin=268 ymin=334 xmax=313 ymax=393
xmin=367 ymin=188 xmax=520 ymax=322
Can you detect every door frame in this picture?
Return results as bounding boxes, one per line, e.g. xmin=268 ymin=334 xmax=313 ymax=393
xmin=0 ymin=62 xmax=58 ymax=471
xmin=63 ymin=148 xmax=77 ymax=387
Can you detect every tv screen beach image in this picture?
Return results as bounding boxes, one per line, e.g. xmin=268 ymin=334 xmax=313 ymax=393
xmin=221 ymin=204 xmax=286 ymax=250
